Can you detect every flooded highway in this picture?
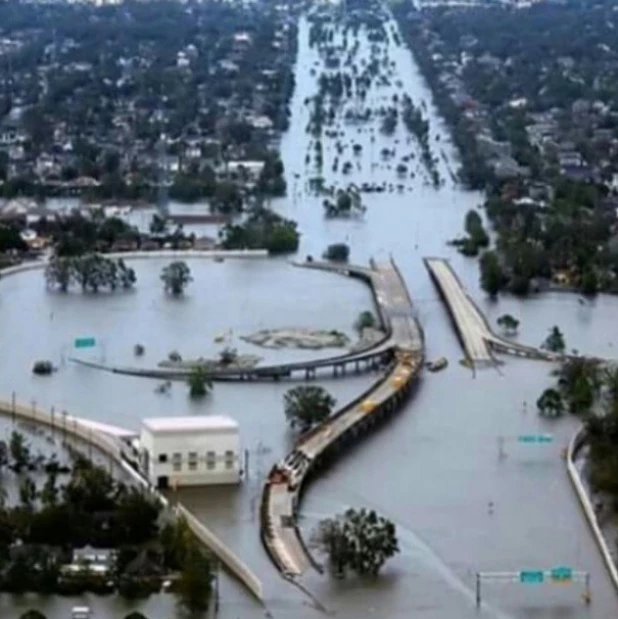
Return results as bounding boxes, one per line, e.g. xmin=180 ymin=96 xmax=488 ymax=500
xmin=1 ymin=7 xmax=618 ymax=619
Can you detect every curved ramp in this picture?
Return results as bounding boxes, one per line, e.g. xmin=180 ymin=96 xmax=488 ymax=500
xmin=69 ymin=260 xmax=406 ymax=382
xmin=260 ymin=259 xmax=424 ymax=576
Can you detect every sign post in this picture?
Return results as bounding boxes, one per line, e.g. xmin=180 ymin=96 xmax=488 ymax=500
xmin=74 ymin=337 xmax=96 ymax=349
xmin=476 ymin=567 xmax=589 ymax=608
xmin=520 ymin=570 xmax=544 ymax=584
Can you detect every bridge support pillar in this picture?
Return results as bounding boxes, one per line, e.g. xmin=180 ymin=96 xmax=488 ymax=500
xmin=355 ymin=360 xmax=360 ymax=373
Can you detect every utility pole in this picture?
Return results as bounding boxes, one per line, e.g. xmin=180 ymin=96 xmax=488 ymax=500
xmin=157 ymin=130 xmax=170 ymax=218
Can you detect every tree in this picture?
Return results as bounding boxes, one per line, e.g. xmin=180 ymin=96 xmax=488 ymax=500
xmin=0 ymin=440 xmax=8 ymax=471
xmin=317 ymin=508 xmax=399 ymax=577
xmin=44 ymin=256 xmax=72 ymax=292
xmin=45 ymin=254 xmax=136 ymax=293
xmin=150 ymin=214 xmax=168 ymax=235
xmin=542 ymin=326 xmax=566 ymax=354
xmin=536 ymin=388 xmax=564 ymax=417
xmin=187 ymin=365 xmax=212 ymax=399
xmin=284 ymin=386 xmax=336 ymax=431
xmin=323 ymin=243 xmax=350 ymax=262
xmin=9 ymin=431 xmax=30 ymax=473
xmin=40 ymin=470 xmax=59 ymax=507
xmin=354 ymin=311 xmax=377 ymax=333
xmin=580 ymin=269 xmax=598 ymax=296
xmin=161 ymin=261 xmax=193 ymax=295
xmin=219 ymin=347 xmax=238 ymax=366
xmin=496 ymin=314 xmax=519 ymax=335
xmin=19 ymin=610 xmax=46 ymax=619
xmin=176 ymin=544 xmax=214 ymax=614
xmin=479 ymin=251 xmax=506 ymax=298
xmin=116 ymin=487 xmax=161 ymax=545
xmin=19 ymin=477 xmax=37 ymax=509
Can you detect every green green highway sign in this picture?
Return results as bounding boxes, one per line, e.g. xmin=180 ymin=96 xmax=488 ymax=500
xmin=74 ymin=337 xmax=96 ymax=349
xmin=550 ymin=566 xmax=572 ymax=582
xmin=520 ymin=570 xmax=544 ymax=584
xmin=518 ymin=434 xmax=553 ymax=444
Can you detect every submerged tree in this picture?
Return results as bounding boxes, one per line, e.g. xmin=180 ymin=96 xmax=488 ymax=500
xmin=176 ymin=544 xmax=215 ymax=614
xmin=284 ymin=386 xmax=336 ymax=431
xmin=317 ymin=508 xmax=399 ymax=577
xmin=354 ymin=310 xmax=377 ymax=333
xmin=323 ymin=243 xmax=350 ymax=262
xmin=187 ymin=365 xmax=212 ymax=399
xmin=44 ymin=254 xmax=136 ymax=293
xmin=479 ymin=251 xmax=507 ymax=298
xmin=161 ymin=261 xmax=193 ymax=295
xmin=497 ymin=314 xmax=519 ymax=335
xmin=536 ymin=388 xmax=564 ymax=418
xmin=541 ymin=326 xmax=566 ymax=354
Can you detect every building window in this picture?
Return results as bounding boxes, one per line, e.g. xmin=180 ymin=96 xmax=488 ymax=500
xmin=207 ymin=459 xmax=215 ymax=470
xmin=172 ymin=452 xmax=182 ymax=472
xmin=158 ymin=453 xmax=168 ymax=463
xmin=188 ymin=451 xmax=198 ymax=471
xmin=225 ymin=450 xmax=235 ymax=469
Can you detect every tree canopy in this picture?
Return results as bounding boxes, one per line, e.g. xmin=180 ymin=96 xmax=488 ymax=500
xmin=541 ymin=326 xmax=566 ymax=354
xmin=161 ymin=261 xmax=193 ymax=296
xmin=317 ymin=508 xmax=399 ymax=577
xmin=284 ymin=386 xmax=336 ymax=431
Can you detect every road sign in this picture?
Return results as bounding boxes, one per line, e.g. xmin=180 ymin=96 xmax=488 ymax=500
xmin=518 ymin=434 xmax=553 ymax=444
xmin=550 ymin=566 xmax=573 ymax=582
xmin=520 ymin=570 xmax=544 ymax=584
xmin=74 ymin=337 xmax=96 ymax=349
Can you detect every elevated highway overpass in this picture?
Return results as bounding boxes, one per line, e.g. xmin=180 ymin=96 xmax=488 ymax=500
xmin=260 ymin=259 xmax=424 ymax=576
xmin=70 ymin=259 xmax=421 ymax=382
xmin=424 ymin=257 xmax=561 ymax=367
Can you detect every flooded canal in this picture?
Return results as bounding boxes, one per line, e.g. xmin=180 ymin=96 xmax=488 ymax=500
xmin=2 ymin=8 xmax=618 ymax=619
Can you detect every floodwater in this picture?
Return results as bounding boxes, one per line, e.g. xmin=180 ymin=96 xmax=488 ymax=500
xmin=2 ymin=10 xmax=618 ymax=619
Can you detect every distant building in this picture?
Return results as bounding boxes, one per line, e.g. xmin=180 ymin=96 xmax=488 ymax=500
xmin=140 ymin=416 xmax=241 ymax=489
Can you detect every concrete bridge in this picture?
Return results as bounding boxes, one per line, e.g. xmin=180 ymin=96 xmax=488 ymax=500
xmin=424 ymin=257 xmax=561 ymax=367
xmin=71 ymin=259 xmax=421 ymax=382
xmin=260 ymin=259 xmax=424 ymax=577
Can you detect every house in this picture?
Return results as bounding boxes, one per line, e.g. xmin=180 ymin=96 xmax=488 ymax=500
xmin=558 ymin=151 xmax=583 ymax=168
xmin=68 ymin=546 xmax=116 ymax=575
xmin=139 ymin=415 xmax=241 ymax=489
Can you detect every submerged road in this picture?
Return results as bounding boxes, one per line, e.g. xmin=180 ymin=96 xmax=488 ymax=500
xmin=261 ymin=259 xmax=424 ymax=577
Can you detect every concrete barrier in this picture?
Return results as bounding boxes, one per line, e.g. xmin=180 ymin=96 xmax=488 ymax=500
xmin=106 ymin=249 xmax=269 ymax=260
xmin=0 ymin=398 xmax=264 ymax=602
xmin=566 ymin=427 xmax=618 ymax=591
xmin=177 ymin=503 xmax=263 ymax=600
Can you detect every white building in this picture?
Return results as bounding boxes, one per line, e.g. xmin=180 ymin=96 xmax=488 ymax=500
xmin=140 ymin=416 xmax=241 ymax=489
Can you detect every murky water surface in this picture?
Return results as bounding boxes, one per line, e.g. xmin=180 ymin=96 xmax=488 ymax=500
xmin=2 ymin=12 xmax=618 ymax=619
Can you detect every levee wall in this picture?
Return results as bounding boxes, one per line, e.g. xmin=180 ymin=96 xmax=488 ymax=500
xmin=567 ymin=427 xmax=618 ymax=593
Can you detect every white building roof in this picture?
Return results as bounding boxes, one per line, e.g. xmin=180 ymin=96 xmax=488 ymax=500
xmin=142 ymin=415 xmax=238 ymax=433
